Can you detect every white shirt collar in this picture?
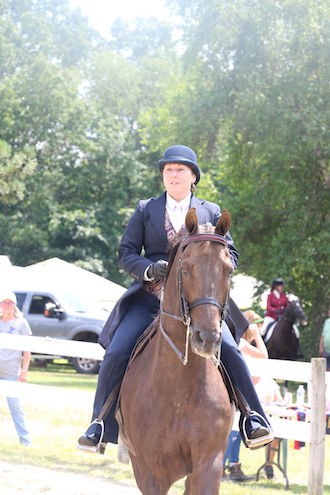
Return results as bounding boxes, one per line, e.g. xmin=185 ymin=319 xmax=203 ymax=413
xmin=166 ymin=193 xmax=191 ymax=212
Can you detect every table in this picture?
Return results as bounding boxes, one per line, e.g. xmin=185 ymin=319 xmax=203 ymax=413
xmin=255 ymin=438 xmax=289 ymax=490
xmin=255 ymin=402 xmax=311 ymax=490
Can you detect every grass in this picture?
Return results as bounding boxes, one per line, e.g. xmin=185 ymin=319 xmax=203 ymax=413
xmin=28 ymin=358 xmax=98 ymax=391
xmin=1 ymin=362 xmax=329 ymax=494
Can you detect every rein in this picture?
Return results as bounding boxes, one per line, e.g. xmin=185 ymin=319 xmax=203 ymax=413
xmin=160 ymin=233 xmax=229 ymax=365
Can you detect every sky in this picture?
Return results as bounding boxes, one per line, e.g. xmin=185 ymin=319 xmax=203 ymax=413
xmin=69 ymin=0 xmax=172 ymax=38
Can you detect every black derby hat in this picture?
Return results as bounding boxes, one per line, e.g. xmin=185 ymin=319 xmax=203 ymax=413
xmin=158 ymin=145 xmax=201 ymax=184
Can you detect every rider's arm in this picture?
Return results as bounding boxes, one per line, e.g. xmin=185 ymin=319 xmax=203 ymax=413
xmin=118 ymin=201 xmax=152 ymax=283
xmin=267 ymin=292 xmax=278 ymax=313
xmin=213 ymin=206 xmax=239 ymax=270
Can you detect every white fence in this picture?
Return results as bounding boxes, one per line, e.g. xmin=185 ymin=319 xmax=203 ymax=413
xmin=0 ymin=333 xmax=328 ymax=495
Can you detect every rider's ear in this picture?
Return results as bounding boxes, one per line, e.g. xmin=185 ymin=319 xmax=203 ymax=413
xmin=215 ymin=209 xmax=231 ymax=236
xmin=185 ymin=208 xmax=198 ymax=234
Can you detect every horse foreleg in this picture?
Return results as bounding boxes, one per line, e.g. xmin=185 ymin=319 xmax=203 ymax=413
xmin=184 ymin=455 xmax=223 ymax=495
xmin=130 ymin=456 xmax=171 ymax=495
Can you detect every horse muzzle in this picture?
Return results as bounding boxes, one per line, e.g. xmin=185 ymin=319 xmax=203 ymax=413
xmin=190 ymin=326 xmax=222 ymax=358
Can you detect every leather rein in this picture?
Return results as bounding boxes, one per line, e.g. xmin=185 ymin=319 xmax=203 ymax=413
xmin=160 ymin=233 xmax=229 ymax=365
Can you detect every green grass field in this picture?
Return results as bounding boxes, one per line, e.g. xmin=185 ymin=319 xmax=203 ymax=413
xmin=0 ymin=361 xmax=329 ymax=494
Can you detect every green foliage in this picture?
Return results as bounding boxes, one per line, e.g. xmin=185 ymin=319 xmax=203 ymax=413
xmin=0 ymin=140 xmax=36 ymax=205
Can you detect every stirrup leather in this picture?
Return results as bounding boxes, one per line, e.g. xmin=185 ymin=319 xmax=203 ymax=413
xmin=77 ymin=419 xmax=106 ymax=454
xmin=241 ymin=411 xmax=274 ymax=450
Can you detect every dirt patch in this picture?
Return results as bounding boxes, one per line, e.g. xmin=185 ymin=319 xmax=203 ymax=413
xmin=0 ymin=461 xmax=141 ymax=495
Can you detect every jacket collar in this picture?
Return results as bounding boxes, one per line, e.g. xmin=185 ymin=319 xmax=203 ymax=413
xmin=147 ymin=192 xmax=210 ymax=244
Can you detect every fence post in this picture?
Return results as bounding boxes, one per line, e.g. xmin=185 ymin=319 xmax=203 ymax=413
xmin=308 ymin=358 xmax=326 ymax=495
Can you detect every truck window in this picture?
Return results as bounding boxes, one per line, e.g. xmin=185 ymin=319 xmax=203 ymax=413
xmin=29 ymin=295 xmax=56 ymax=315
xmin=14 ymin=292 xmax=27 ymax=311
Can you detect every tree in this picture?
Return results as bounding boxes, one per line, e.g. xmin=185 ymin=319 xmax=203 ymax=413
xmin=144 ymin=0 xmax=330 ymax=358
xmin=0 ymin=140 xmax=36 ymax=205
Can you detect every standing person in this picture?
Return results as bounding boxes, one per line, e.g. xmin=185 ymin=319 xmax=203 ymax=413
xmin=0 ymin=291 xmax=32 ymax=446
xmin=243 ymin=310 xmax=282 ymax=481
xmin=78 ymin=145 xmax=273 ymax=453
xmin=223 ymin=310 xmax=268 ymax=482
xmin=319 ymin=309 xmax=330 ymax=371
xmin=260 ymin=278 xmax=289 ymax=336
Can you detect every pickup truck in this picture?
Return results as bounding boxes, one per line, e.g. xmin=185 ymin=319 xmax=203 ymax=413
xmin=13 ymin=288 xmax=109 ymax=374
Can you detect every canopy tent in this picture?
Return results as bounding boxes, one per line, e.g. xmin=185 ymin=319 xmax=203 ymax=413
xmin=0 ymin=257 xmax=126 ymax=309
xmin=230 ymin=273 xmax=268 ymax=310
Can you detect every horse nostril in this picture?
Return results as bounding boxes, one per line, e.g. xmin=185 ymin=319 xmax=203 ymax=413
xmin=195 ymin=330 xmax=203 ymax=346
xmin=195 ymin=329 xmax=221 ymax=346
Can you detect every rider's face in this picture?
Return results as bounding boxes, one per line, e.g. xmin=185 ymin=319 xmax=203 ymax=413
xmin=277 ymin=284 xmax=284 ymax=293
xmin=162 ymin=163 xmax=196 ymax=202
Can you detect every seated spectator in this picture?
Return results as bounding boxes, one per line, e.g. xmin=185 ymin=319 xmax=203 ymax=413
xmin=223 ymin=310 xmax=268 ymax=482
xmin=244 ymin=310 xmax=282 ymax=480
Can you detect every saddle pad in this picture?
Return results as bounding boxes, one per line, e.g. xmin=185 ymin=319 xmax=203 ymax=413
xmin=264 ymin=321 xmax=277 ymax=343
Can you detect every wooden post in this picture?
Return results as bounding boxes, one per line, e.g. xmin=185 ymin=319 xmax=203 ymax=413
xmin=308 ymin=358 xmax=326 ymax=495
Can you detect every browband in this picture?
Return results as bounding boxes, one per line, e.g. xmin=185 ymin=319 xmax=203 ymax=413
xmin=181 ymin=233 xmax=228 ymax=249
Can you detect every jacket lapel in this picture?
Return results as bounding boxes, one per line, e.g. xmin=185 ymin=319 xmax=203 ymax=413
xmin=147 ymin=192 xmax=167 ymax=245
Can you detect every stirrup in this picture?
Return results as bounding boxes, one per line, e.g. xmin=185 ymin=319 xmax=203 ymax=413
xmin=241 ymin=411 xmax=274 ymax=450
xmin=77 ymin=419 xmax=106 ymax=455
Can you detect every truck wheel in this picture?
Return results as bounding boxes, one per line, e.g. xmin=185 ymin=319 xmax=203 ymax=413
xmin=72 ymin=357 xmax=101 ymax=374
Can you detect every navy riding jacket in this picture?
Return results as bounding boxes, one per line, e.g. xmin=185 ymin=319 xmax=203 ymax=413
xmin=98 ymin=192 xmax=248 ymax=349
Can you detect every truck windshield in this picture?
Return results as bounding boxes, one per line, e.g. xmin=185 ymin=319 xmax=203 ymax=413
xmin=59 ymin=293 xmax=93 ymax=313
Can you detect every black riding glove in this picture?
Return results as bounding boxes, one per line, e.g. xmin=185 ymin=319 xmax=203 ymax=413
xmin=147 ymin=260 xmax=168 ymax=280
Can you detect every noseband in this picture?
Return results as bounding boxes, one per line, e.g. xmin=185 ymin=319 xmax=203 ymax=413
xmin=160 ymin=233 xmax=229 ymax=365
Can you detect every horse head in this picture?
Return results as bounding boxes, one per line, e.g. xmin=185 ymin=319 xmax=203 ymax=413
xmin=286 ymin=299 xmax=308 ymax=326
xmin=174 ymin=208 xmax=234 ymax=359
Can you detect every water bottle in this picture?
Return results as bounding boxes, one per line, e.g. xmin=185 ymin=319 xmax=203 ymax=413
xmin=296 ymin=384 xmax=305 ymax=407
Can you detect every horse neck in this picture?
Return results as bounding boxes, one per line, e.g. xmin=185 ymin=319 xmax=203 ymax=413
xmin=283 ymin=306 xmax=296 ymax=324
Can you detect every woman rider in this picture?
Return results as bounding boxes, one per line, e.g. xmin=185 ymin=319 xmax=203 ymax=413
xmin=78 ymin=145 xmax=273 ymax=452
xmin=260 ymin=278 xmax=289 ymax=337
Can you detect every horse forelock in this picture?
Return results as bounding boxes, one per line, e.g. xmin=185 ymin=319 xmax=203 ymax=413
xmin=166 ymin=223 xmax=216 ymax=276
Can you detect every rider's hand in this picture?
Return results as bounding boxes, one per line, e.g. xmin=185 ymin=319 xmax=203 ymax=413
xmin=147 ymin=260 xmax=168 ymax=280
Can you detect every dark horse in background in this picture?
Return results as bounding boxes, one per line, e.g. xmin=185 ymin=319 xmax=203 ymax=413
xmin=264 ymin=300 xmax=307 ymax=360
xmin=116 ymin=209 xmax=234 ymax=495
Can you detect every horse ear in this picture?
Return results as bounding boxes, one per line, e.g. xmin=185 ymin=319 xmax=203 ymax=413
xmin=185 ymin=208 xmax=198 ymax=234
xmin=215 ymin=209 xmax=231 ymax=236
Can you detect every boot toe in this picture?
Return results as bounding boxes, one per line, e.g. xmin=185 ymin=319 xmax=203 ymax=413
xmin=78 ymin=432 xmax=100 ymax=447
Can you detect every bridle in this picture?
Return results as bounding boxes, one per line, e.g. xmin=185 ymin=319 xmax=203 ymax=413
xmin=160 ymin=233 xmax=229 ymax=365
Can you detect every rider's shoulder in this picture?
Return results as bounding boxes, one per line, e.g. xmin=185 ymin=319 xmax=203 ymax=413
xmin=193 ymin=196 xmax=221 ymax=212
xmin=137 ymin=193 xmax=166 ymax=211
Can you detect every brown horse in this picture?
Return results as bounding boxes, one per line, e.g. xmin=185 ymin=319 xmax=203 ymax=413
xmin=117 ymin=208 xmax=234 ymax=495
